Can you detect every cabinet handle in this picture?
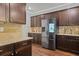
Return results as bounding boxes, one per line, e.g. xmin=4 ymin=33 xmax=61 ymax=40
xmin=22 ymin=43 xmax=27 ymax=46
xmin=11 ymin=53 xmax=14 ymax=56
xmin=0 ymin=50 xmax=3 ymax=52
xmin=16 ymin=51 xmax=18 ymax=54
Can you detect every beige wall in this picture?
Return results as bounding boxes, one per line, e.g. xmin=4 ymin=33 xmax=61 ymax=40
xmin=0 ymin=23 xmax=24 ymax=41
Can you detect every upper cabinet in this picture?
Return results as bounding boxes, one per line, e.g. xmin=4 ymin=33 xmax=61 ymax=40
xmin=10 ymin=3 xmax=26 ymax=24
xmin=58 ymin=7 xmax=79 ymax=26
xmin=31 ymin=15 xmax=41 ymax=27
xmin=36 ymin=15 xmax=41 ymax=27
xmin=44 ymin=13 xmax=51 ymax=19
xmin=0 ymin=3 xmax=26 ymax=24
xmin=31 ymin=6 xmax=79 ymax=26
xmin=67 ymin=8 xmax=79 ymax=25
xmin=58 ymin=10 xmax=69 ymax=26
xmin=0 ymin=4 xmax=6 ymax=22
xmin=31 ymin=17 xmax=34 ymax=27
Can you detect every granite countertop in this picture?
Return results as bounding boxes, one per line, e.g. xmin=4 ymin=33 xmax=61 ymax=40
xmin=29 ymin=32 xmax=42 ymax=33
xmin=57 ymin=34 xmax=79 ymax=36
xmin=0 ymin=37 xmax=33 ymax=46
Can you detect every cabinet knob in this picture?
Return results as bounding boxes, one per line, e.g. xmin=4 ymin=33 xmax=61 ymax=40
xmin=11 ymin=53 xmax=14 ymax=56
xmin=0 ymin=50 xmax=3 ymax=52
xmin=22 ymin=43 xmax=27 ymax=46
xmin=16 ymin=51 xmax=18 ymax=54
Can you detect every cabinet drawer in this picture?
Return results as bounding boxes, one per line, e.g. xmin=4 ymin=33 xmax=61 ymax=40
xmin=15 ymin=45 xmax=32 ymax=56
xmin=15 ymin=40 xmax=32 ymax=49
xmin=15 ymin=40 xmax=32 ymax=56
xmin=0 ymin=44 xmax=14 ymax=56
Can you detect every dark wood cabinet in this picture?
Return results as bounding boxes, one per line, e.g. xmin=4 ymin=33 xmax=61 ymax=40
xmin=49 ymin=40 xmax=55 ymax=50
xmin=15 ymin=45 xmax=31 ymax=56
xmin=36 ymin=33 xmax=41 ymax=44
xmin=58 ymin=10 xmax=69 ymax=26
xmin=0 ymin=4 xmax=6 ymax=22
xmin=15 ymin=40 xmax=32 ymax=56
xmin=31 ymin=17 xmax=34 ymax=27
xmin=31 ymin=16 xmax=36 ymax=27
xmin=44 ymin=13 xmax=51 ymax=19
xmin=31 ymin=15 xmax=41 ymax=27
xmin=67 ymin=8 xmax=79 ymax=25
xmin=36 ymin=15 xmax=41 ymax=27
xmin=33 ymin=33 xmax=41 ymax=45
xmin=28 ymin=33 xmax=41 ymax=45
xmin=0 ymin=3 xmax=26 ymax=24
xmin=0 ymin=44 xmax=14 ymax=56
xmin=56 ymin=35 xmax=79 ymax=54
xmin=34 ymin=16 xmax=37 ymax=27
xmin=40 ymin=14 xmax=45 ymax=19
xmin=58 ymin=7 xmax=79 ymax=26
xmin=10 ymin=3 xmax=26 ymax=24
xmin=0 ymin=40 xmax=32 ymax=56
xmin=31 ymin=6 xmax=79 ymax=26
xmin=5 ymin=4 xmax=10 ymax=22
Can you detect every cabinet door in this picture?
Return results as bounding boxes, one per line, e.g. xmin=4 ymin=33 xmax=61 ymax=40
xmin=33 ymin=16 xmax=37 ymax=27
xmin=58 ymin=10 xmax=69 ymax=26
xmin=0 ymin=44 xmax=14 ymax=56
xmin=36 ymin=34 xmax=41 ymax=44
xmin=0 ymin=4 xmax=6 ymax=22
xmin=10 ymin=3 xmax=26 ymax=24
xmin=31 ymin=17 xmax=34 ymax=27
xmin=49 ymin=40 xmax=55 ymax=50
xmin=40 ymin=14 xmax=45 ymax=19
xmin=15 ymin=40 xmax=32 ymax=56
xmin=67 ymin=8 xmax=79 ymax=25
xmin=36 ymin=15 xmax=41 ymax=27
xmin=44 ymin=13 xmax=51 ymax=19
xmin=57 ymin=35 xmax=65 ymax=49
xmin=31 ymin=16 xmax=37 ymax=27
xmin=15 ymin=45 xmax=31 ymax=56
xmin=5 ymin=4 xmax=10 ymax=22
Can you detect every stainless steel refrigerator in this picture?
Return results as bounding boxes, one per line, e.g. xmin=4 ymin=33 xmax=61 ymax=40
xmin=41 ymin=19 xmax=49 ymax=48
xmin=41 ymin=18 xmax=56 ymax=50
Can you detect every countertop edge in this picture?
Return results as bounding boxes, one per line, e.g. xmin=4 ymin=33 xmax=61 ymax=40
xmin=0 ymin=37 xmax=33 ymax=47
xmin=57 ymin=34 xmax=79 ymax=36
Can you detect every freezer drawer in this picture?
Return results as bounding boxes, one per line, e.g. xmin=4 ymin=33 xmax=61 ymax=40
xmin=42 ymin=37 xmax=48 ymax=48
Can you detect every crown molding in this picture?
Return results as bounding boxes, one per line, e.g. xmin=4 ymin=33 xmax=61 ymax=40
xmin=31 ymin=3 xmax=79 ymax=16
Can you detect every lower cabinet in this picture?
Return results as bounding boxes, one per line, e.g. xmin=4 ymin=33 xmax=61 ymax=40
xmin=49 ymin=40 xmax=55 ymax=50
xmin=56 ymin=35 xmax=79 ymax=54
xmin=0 ymin=40 xmax=32 ymax=56
xmin=28 ymin=33 xmax=41 ymax=45
xmin=15 ymin=45 xmax=31 ymax=56
xmin=0 ymin=44 xmax=14 ymax=56
xmin=15 ymin=40 xmax=32 ymax=56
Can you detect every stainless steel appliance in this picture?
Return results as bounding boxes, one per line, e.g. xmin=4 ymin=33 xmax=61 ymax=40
xmin=41 ymin=18 xmax=57 ymax=50
xmin=41 ymin=19 xmax=49 ymax=48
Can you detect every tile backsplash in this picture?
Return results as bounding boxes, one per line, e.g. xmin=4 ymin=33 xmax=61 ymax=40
xmin=58 ymin=26 xmax=79 ymax=35
xmin=0 ymin=23 xmax=23 ymax=41
xmin=30 ymin=27 xmax=42 ymax=33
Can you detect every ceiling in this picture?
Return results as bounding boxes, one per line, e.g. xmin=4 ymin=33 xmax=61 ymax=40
xmin=27 ymin=3 xmax=65 ymax=12
xmin=27 ymin=3 xmax=79 ymax=16
xmin=27 ymin=3 xmax=65 ymax=14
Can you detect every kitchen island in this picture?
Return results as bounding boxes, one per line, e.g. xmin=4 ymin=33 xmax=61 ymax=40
xmin=0 ymin=37 xmax=33 ymax=56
